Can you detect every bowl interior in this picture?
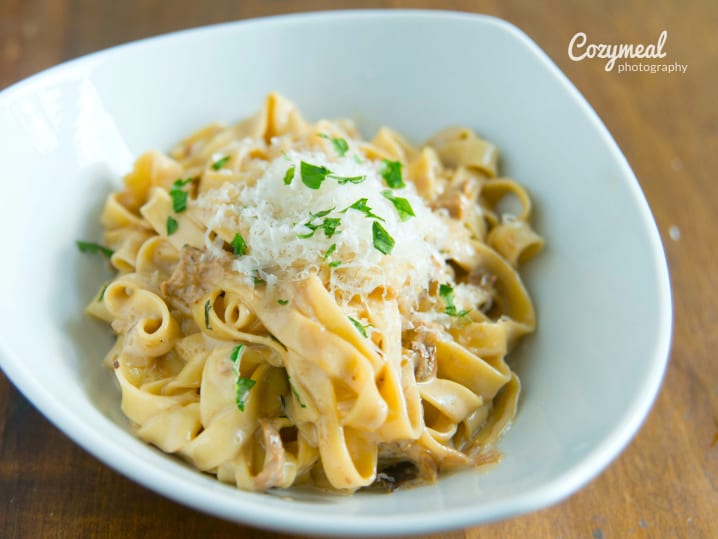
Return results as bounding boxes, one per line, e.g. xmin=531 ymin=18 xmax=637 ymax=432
xmin=0 ymin=10 xmax=671 ymax=536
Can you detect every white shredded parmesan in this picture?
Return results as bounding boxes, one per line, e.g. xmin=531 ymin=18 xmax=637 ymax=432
xmin=197 ymin=149 xmax=454 ymax=308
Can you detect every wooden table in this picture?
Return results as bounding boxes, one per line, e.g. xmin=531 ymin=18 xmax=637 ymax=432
xmin=1 ymin=1 xmax=716 ymax=537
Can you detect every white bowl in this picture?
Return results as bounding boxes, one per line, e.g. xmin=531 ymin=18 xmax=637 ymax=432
xmin=0 ymin=10 xmax=672 ymax=536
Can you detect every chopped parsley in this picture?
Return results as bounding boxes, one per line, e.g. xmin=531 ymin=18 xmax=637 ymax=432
xmin=166 ymin=216 xmax=179 ymax=235
xmin=231 ymin=232 xmax=247 ymax=255
xmin=204 ymin=299 xmax=212 ymax=330
xmin=76 ymin=241 xmax=114 ymax=258
xmin=277 ymin=299 xmax=289 ymax=305
xmin=372 ymin=221 xmax=395 ymax=255
xmin=169 ymin=178 xmax=193 ymax=213
xmin=297 ymin=160 xmax=365 ymax=188
xmin=319 ymin=218 xmax=341 ymax=238
xmin=382 ymin=190 xmax=415 ymax=221
xmin=439 ymin=283 xmax=456 ymax=315
xmin=230 ymin=344 xmax=253 ymax=411
xmin=283 ymin=165 xmax=296 ymax=185
xmin=300 ymin=161 xmax=331 ymax=189
xmin=321 ymin=243 xmax=342 ymax=267
xmin=332 ymin=174 xmax=366 ymax=185
xmin=318 ymin=133 xmax=350 ymax=156
xmin=341 ymin=198 xmax=384 ymax=221
xmin=348 ymin=317 xmax=371 ymax=338
xmin=323 ymin=243 xmax=337 ymax=260
xmin=297 ymin=210 xmax=342 ymax=239
xmin=438 ymin=283 xmax=470 ymax=317
xmin=323 ymin=244 xmax=342 ymax=267
xmin=211 ymin=156 xmax=230 ymax=170
xmin=309 ymin=207 xmax=335 ymax=220
xmin=98 ymin=283 xmax=109 ymax=302
xmin=235 ymin=377 xmax=256 ymax=412
xmin=381 ymin=159 xmax=405 ymax=188
xmin=230 ymin=344 xmax=244 ymax=366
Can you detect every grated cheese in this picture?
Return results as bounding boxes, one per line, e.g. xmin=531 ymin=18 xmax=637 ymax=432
xmin=196 ymin=148 xmax=458 ymax=310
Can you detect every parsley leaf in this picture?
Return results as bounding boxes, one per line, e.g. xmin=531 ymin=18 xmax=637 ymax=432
xmin=277 ymin=299 xmax=289 ymax=305
xmin=381 ymin=159 xmax=405 ymax=188
xmin=298 ymin=159 xmax=365 ymax=187
xmin=230 ymin=344 xmax=244 ymax=376
xmin=170 ymin=189 xmax=188 ymax=213
xmin=166 ymin=216 xmax=179 ymax=235
xmin=372 ymin=221 xmax=395 ymax=255
xmin=296 ymin=225 xmax=317 ymax=239
xmin=324 ymin=244 xmax=341 ymax=267
xmin=283 ymin=165 xmax=295 ymax=185
xmin=230 ymin=344 xmax=244 ymax=364
xmin=231 ymin=233 xmax=247 ymax=255
xmin=323 ymin=243 xmax=337 ymax=260
xmin=76 ymin=241 xmax=114 ymax=258
xmin=211 ymin=156 xmax=230 ymax=170
xmin=310 ymin=207 xmax=336 ymax=219
xmin=320 ymin=217 xmax=341 ymax=238
xmin=438 ymin=283 xmax=455 ymax=315
xmin=330 ymin=174 xmax=366 ymax=185
xmin=348 ymin=317 xmax=371 ymax=338
xmin=204 ymin=299 xmax=212 ymax=330
xmin=229 ymin=344 xmax=254 ymax=411
xmin=235 ymin=377 xmax=256 ymax=411
xmin=98 ymin=283 xmax=109 ymax=302
xmin=331 ymin=137 xmax=349 ymax=156
xmin=300 ymin=161 xmax=331 ymax=189
xmin=438 ymin=283 xmax=469 ymax=317
xmin=169 ymin=178 xmax=193 ymax=213
xmin=382 ymin=190 xmax=415 ymax=221
xmin=298 ymin=215 xmax=342 ymax=239
xmin=319 ymin=133 xmax=350 ymax=156
xmin=341 ymin=198 xmax=385 ymax=221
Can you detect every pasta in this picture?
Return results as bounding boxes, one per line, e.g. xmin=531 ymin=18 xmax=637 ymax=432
xmin=84 ymin=93 xmax=543 ymax=493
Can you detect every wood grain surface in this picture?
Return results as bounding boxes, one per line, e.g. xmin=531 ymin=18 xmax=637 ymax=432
xmin=1 ymin=1 xmax=716 ymax=538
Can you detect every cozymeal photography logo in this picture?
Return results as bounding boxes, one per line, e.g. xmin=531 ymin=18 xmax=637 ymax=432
xmin=568 ymin=30 xmax=687 ymax=74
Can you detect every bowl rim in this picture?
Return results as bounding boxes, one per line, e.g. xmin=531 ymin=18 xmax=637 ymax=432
xmin=0 ymin=9 xmax=673 ymax=536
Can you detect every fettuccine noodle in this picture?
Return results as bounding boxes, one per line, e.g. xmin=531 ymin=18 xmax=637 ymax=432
xmin=85 ymin=93 xmax=542 ymax=492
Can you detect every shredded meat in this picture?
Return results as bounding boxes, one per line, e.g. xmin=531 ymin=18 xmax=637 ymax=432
xmin=412 ymin=340 xmax=437 ymax=382
xmin=372 ymin=443 xmax=438 ymax=492
xmin=253 ymin=419 xmax=290 ymax=490
xmin=374 ymin=461 xmax=420 ymax=493
xmin=429 ymin=175 xmax=481 ymax=220
xmin=160 ymin=246 xmax=230 ymax=314
xmin=430 ymin=190 xmax=470 ymax=220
